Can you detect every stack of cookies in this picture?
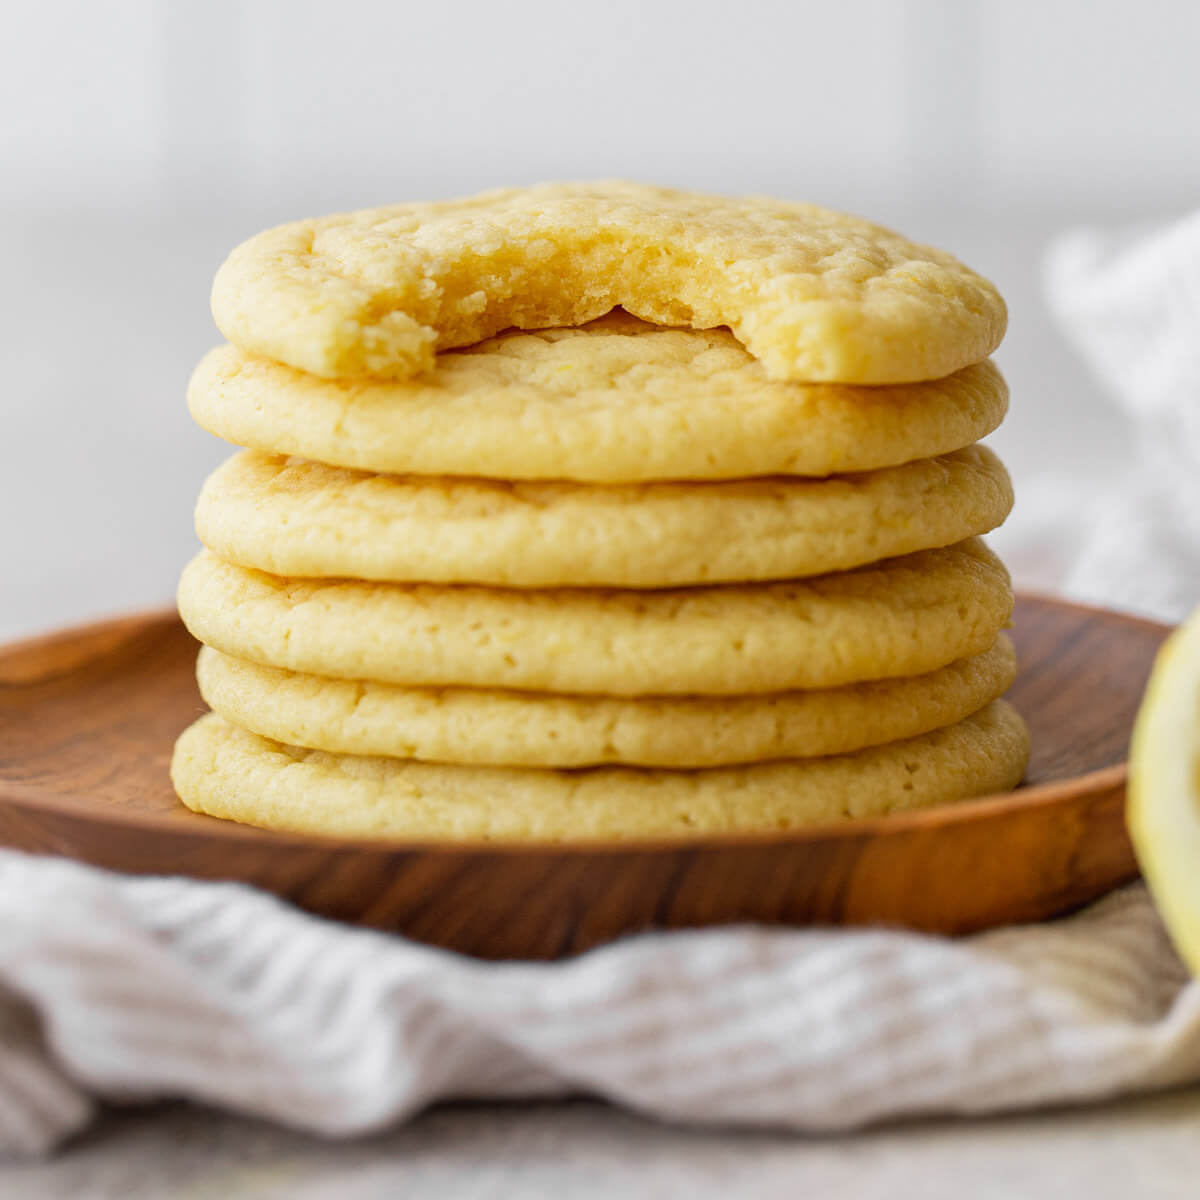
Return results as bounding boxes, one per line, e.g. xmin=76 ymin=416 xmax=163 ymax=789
xmin=173 ymin=183 xmax=1030 ymax=840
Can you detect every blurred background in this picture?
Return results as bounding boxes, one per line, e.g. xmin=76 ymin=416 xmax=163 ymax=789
xmin=3 ymin=0 xmax=1197 ymax=641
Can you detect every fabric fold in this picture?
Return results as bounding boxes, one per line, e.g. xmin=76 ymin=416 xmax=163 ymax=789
xmin=0 ymin=850 xmax=1195 ymax=1156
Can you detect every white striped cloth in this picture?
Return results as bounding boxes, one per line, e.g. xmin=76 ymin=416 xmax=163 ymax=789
xmin=1046 ymin=207 xmax=1200 ymax=622
xmin=0 ymin=848 xmax=1197 ymax=1158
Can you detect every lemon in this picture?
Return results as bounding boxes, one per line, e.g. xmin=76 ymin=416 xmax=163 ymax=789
xmin=1128 ymin=607 xmax=1200 ymax=974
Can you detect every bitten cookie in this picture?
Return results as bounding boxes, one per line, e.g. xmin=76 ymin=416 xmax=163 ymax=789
xmin=211 ymin=182 xmax=1006 ymax=383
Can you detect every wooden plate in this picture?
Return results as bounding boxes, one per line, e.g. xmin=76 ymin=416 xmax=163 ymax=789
xmin=0 ymin=596 xmax=1167 ymax=959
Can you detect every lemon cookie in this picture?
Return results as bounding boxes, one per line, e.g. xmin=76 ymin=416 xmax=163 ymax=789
xmin=177 ymin=540 xmax=1012 ymax=697
xmin=196 ymin=636 xmax=1016 ymax=768
xmin=196 ymin=446 xmax=1012 ymax=588
xmin=172 ymin=702 xmax=1030 ymax=840
xmin=211 ymin=182 xmax=1005 ymax=384
xmin=189 ymin=317 xmax=1008 ymax=484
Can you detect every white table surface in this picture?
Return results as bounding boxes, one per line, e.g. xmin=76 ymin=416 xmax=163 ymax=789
xmin=5 ymin=1090 xmax=1200 ymax=1198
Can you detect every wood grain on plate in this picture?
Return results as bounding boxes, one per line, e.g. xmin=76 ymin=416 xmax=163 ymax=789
xmin=0 ymin=596 xmax=1168 ymax=959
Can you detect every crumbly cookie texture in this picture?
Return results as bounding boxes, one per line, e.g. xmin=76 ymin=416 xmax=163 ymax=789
xmin=171 ymin=702 xmax=1030 ymax=840
xmin=196 ymin=637 xmax=1016 ymax=768
xmin=176 ymin=539 xmax=1012 ymax=697
xmin=189 ymin=316 xmax=1008 ymax=483
xmin=211 ymin=182 xmax=1005 ymax=384
xmin=195 ymin=446 xmax=1012 ymax=588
